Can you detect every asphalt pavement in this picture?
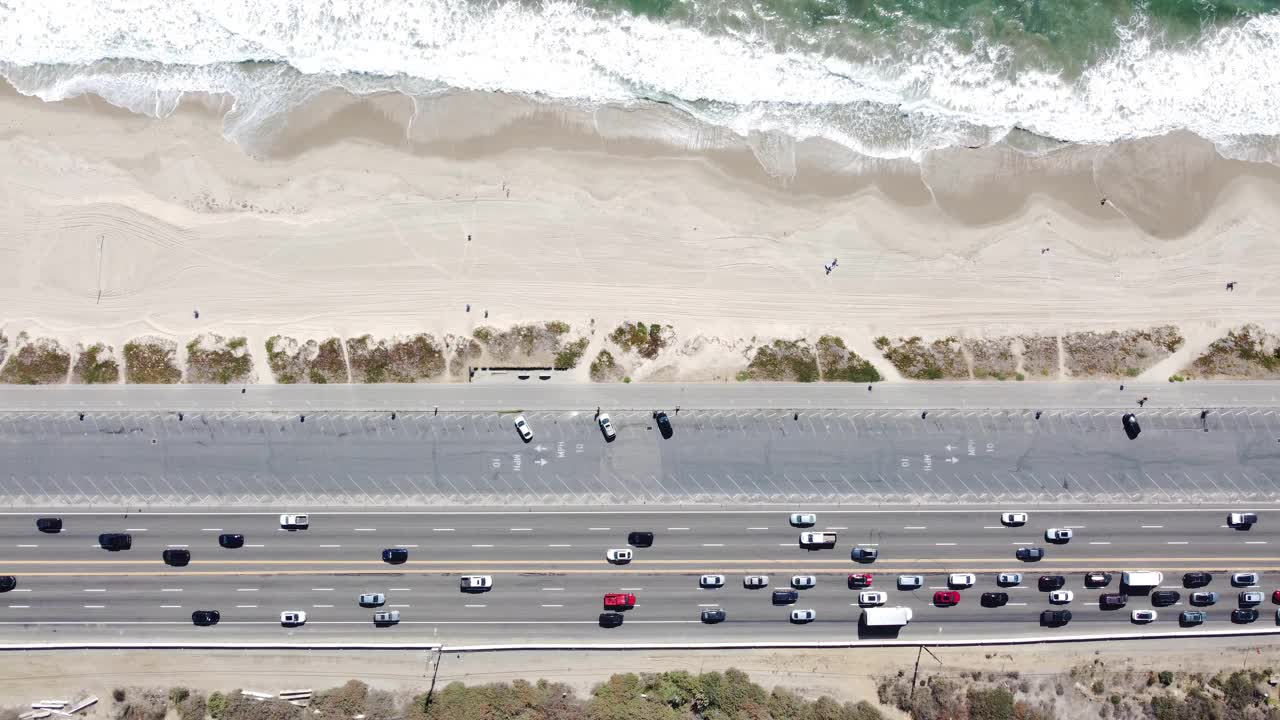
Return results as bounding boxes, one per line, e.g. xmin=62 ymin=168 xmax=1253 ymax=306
xmin=1 ymin=508 xmax=1277 ymax=646
xmin=1 ymin=405 xmax=1278 ymax=506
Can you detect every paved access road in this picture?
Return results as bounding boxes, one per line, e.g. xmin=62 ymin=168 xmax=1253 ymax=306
xmin=1 ymin=405 xmax=1278 ymax=506
xmin=1 ymin=508 xmax=1276 ymax=646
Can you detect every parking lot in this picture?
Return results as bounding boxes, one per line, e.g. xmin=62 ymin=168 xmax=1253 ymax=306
xmin=0 ymin=408 xmax=1277 ymax=506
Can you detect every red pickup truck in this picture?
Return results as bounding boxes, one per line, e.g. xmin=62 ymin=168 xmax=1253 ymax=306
xmin=603 ymin=593 xmax=636 ymax=609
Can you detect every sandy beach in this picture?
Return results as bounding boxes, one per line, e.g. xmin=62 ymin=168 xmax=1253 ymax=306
xmin=1 ymin=84 xmax=1279 ymax=383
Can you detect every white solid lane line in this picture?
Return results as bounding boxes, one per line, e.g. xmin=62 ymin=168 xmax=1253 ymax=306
xmin=983 ymin=526 xmax=1003 ymax=529
xmin=1011 ymin=542 xmax=1033 ymax=545
xmin=826 ymin=526 xmax=848 ymax=530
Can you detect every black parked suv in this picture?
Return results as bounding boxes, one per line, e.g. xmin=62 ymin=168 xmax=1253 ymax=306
xmin=162 ymin=549 xmax=191 ymax=566
xmin=35 ymin=517 xmax=62 ymax=533
xmin=701 ymin=609 xmax=726 ymax=623
xmin=218 ymin=533 xmax=245 ymax=549
xmin=382 ymin=548 xmax=409 ymax=564
xmin=599 ymin=612 xmax=624 ymax=628
xmin=0 ymin=576 xmax=15 ymax=593
xmin=191 ymin=610 xmax=221 ymax=626
xmin=98 ymin=533 xmax=131 ymax=551
xmin=628 ymin=531 xmax=654 ymax=548
xmin=1183 ymin=571 xmax=1212 ymax=588
xmin=772 ymin=590 xmax=799 ymax=605
xmin=1041 ymin=609 xmax=1072 ymax=627
xmin=981 ymin=592 xmax=1009 ymax=607
xmin=654 ymin=412 xmax=674 ymax=439
xmin=1099 ymin=593 xmax=1128 ymax=609
xmin=1151 ymin=590 xmax=1181 ymax=607
xmin=1038 ymin=575 xmax=1066 ymax=591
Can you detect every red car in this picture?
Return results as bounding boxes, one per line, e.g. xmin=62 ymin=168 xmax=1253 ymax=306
xmin=848 ymin=573 xmax=873 ymax=588
xmin=933 ymin=590 xmax=960 ymax=607
xmin=603 ymin=593 xmax=636 ymax=609
xmin=1272 ymin=590 xmax=1280 ymax=604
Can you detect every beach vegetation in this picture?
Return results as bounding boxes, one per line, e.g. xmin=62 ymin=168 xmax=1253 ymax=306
xmin=589 ymin=350 xmax=625 ymax=382
xmin=267 ymin=335 xmax=349 ymax=383
xmin=555 ymin=337 xmax=591 ymax=369
xmin=1186 ymin=324 xmax=1280 ymax=378
xmin=609 ymin=321 xmax=673 ymax=359
xmin=741 ymin=339 xmax=819 ymax=382
xmin=0 ymin=330 xmax=8 ymax=367
xmin=346 ymin=333 xmax=447 ymax=383
xmin=0 ymin=333 xmax=71 ymax=384
xmin=875 ymin=336 xmax=966 ymax=380
xmin=1062 ymin=326 xmax=1183 ymax=377
xmin=449 ymin=337 xmax=484 ymax=377
xmin=623 ymin=376 xmax=632 ymax=383
xmin=473 ymin=323 xmax=582 ymax=364
xmin=815 ymin=335 xmax=882 ymax=382
xmin=72 ymin=343 xmax=121 ymax=384
xmin=185 ymin=334 xmax=253 ymax=384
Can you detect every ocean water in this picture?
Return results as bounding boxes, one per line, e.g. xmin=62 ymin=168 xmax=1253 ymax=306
xmin=2 ymin=0 xmax=1280 ymax=163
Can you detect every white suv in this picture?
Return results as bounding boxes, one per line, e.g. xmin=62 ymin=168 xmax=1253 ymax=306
xmin=948 ymin=573 xmax=976 ymax=588
xmin=699 ymin=574 xmax=725 ymax=588
xmin=280 ymin=514 xmax=309 ymax=529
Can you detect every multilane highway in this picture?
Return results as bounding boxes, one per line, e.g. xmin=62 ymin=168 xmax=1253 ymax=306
xmin=1 ymin=508 xmax=1276 ymax=646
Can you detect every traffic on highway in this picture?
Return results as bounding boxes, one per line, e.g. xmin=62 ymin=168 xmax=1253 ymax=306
xmin=0 ymin=508 xmax=1276 ymax=643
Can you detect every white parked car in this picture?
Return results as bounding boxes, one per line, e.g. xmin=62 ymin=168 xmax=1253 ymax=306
xmin=791 ymin=575 xmax=817 ymax=589
xmin=598 ymin=413 xmax=616 ymax=440
xmin=1001 ymin=512 xmax=1028 ymax=526
xmin=790 ymin=609 xmax=816 ymax=623
xmin=605 ymin=548 xmax=633 ymax=564
xmin=789 ymin=513 xmax=817 ymax=527
xmin=699 ymin=574 xmax=725 ymax=588
xmin=948 ymin=573 xmax=976 ymax=588
xmin=1048 ymin=590 xmax=1074 ymax=604
xmin=997 ymin=573 xmax=1022 ymax=586
xmin=279 ymin=514 xmax=309 ymax=529
xmin=1232 ymin=572 xmax=1260 ymax=586
xmin=743 ymin=575 xmax=769 ymax=589
xmin=513 ymin=415 xmax=534 ymax=442
xmin=460 ymin=576 xmax=493 ymax=590
xmin=280 ymin=610 xmax=307 ymax=626
xmin=1131 ymin=609 xmax=1156 ymax=623
xmin=859 ymin=591 xmax=887 ymax=606
xmin=358 ymin=593 xmax=385 ymax=607
xmin=1045 ymin=528 xmax=1073 ymax=542
xmin=897 ymin=575 xmax=924 ymax=589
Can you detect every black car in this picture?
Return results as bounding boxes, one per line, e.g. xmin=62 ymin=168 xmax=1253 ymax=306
xmin=162 ymin=549 xmax=191 ymax=566
xmin=1151 ymin=590 xmax=1181 ymax=607
xmin=701 ymin=609 xmax=726 ymax=623
xmin=1016 ymin=547 xmax=1044 ymax=561
xmin=0 ymin=576 xmax=15 ymax=593
xmin=1122 ymin=412 xmax=1141 ymax=440
xmin=382 ymin=548 xmax=409 ymax=564
xmin=1038 ymin=575 xmax=1066 ymax=591
xmin=218 ymin=533 xmax=245 ymax=549
xmin=599 ymin=612 xmax=624 ymax=628
xmin=1084 ymin=572 xmax=1113 ymax=588
xmin=980 ymin=592 xmax=1009 ymax=607
xmin=628 ymin=531 xmax=654 ymax=548
xmin=654 ymin=412 xmax=674 ymax=439
xmin=1099 ymin=593 xmax=1128 ymax=609
xmin=98 ymin=533 xmax=132 ymax=551
xmin=35 ymin=517 xmax=62 ymax=533
xmin=1183 ymin=571 xmax=1212 ymax=588
xmin=772 ymin=589 xmax=799 ymax=605
xmin=1232 ymin=608 xmax=1259 ymax=624
xmin=1040 ymin=609 xmax=1072 ymax=627
xmin=191 ymin=610 xmax=221 ymax=626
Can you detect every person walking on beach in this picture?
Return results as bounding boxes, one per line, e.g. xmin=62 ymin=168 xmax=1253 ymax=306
xmin=824 ymin=264 xmax=832 ymax=275
xmin=1226 ymin=281 xmax=1236 ymax=291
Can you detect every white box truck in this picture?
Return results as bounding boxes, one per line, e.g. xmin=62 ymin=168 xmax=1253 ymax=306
xmin=799 ymin=532 xmax=838 ymax=547
xmin=1121 ymin=571 xmax=1163 ymax=587
xmin=861 ymin=607 xmax=913 ymax=627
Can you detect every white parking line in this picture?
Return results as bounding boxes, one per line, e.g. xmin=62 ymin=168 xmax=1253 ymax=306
xmin=160 ymin=605 xmax=182 ymax=609
xmin=313 ymin=604 xmax=333 ymax=608
xmin=1089 ymin=542 xmax=1111 ymax=545
xmin=235 ymin=605 xmax=257 ymax=609
xmin=1064 ymin=526 xmax=1086 ymax=529
xmin=826 ymin=526 xmax=848 ymax=530
xmin=1007 ymin=603 xmax=1028 ymax=606
xmin=1011 ymin=542 xmax=1033 ymax=545
xmin=167 ymin=544 xmax=188 ymax=548
xmin=390 ymin=604 xmax=411 ymax=608
xmin=982 ymin=526 xmax=1003 ymax=529
xmin=588 ymin=527 xmax=611 ymax=531
xmin=125 ymin=528 xmax=147 ymax=532
xmin=388 ymin=588 xmax=412 ymax=592
xmin=245 ymin=544 xmax=265 ymax=548
xmin=667 ymin=527 xmax=689 ymax=531
xmin=698 ymin=603 xmax=719 ymax=607
xmin=619 ymin=587 xmax=643 ymax=591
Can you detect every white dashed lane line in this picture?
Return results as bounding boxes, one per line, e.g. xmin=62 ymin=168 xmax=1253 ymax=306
xmin=433 ymin=528 xmax=455 ymax=532
xmin=161 ymin=588 xmax=183 ymax=592
xmin=589 ymin=528 xmax=611 ymax=531
xmin=548 ymin=544 xmax=572 ymax=547
xmin=510 ymin=528 xmax=532 ymax=532
xmin=16 ymin=544 xmax=37 ymax=548
xmin=354 ymin=528 xmax=376 ymax=532
xmin=235 ymin=605 xmax=257 ymax=609
xmin=903 ymin=526 xmax=927 ymax=530
xmin=541 ymin=604 xmax=563 ymax=608
xmin=472 ymin=544 xmax=494 ymax=548
xmin=201 ymin=528 xmax=223 ymax=532
xmin=319 ymin=544 xmax=341 ymax=548
xmin=83 ymin=589 xmax=106 ymax=593
xmin=311 ymin=588 xmax=334 ymax=592
xmin=1141 ymin=525 xmax=1163 ymax=529
xmin=125 ymin=528 xmax=147 ymax=532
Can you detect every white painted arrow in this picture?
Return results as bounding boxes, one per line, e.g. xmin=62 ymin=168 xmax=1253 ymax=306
xmin=945 ymin=457 xmax=959 ymax=464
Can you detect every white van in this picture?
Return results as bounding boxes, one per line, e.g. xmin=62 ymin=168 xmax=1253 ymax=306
xmin=1121 ymin=571 xmax=1163 ymax=588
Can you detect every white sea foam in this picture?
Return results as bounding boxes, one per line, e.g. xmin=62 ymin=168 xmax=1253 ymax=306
xmin=2 ymin=1 xmax=1280 ymax=162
